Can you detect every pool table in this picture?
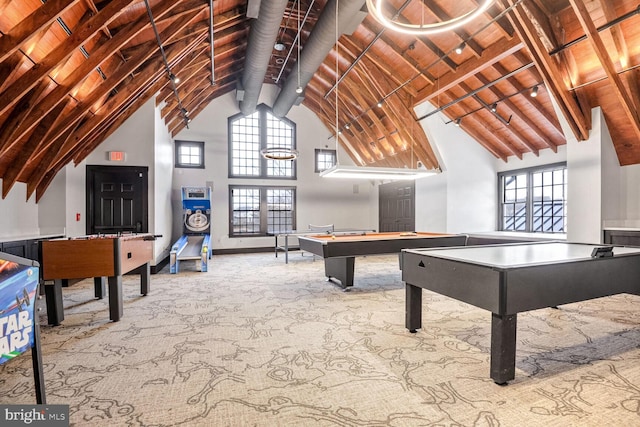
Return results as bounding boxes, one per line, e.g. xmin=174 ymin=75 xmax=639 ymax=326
xmin=298 ymin=231 xmax=468 ymax=288
xmin=401 ymin=242 xmax=640 ymax=384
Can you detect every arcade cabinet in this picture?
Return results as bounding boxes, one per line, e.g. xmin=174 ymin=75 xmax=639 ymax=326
xmin=0 ymin=251 xmax=45 ymax=403
xmin=170 ymin=186 xmax=212 ymax=273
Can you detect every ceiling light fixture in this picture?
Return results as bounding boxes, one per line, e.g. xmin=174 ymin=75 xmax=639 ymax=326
xmin=455 ymin=43 xmax=466 ymax=54
xmin=454 ymin=118 xmax=462 ymax=126
xmin=274 ymin=41 xmax=286 ymax=51
xmin=490 ymin=102 xmax=497 ymax=112
xmin=261 ymin=147 xmax=299 ymax=160
xmin=320 ymin=165 xmax=437 ymax=180
xmin=320 ymin=1 xmax=437 ymax=181
xmin=366 ymin=0 xmax=495 ymax=35
xmin=143 ymin=0 xmax=190 ymax=128
xmin=530 ymin=85 xmax=539 ymax=97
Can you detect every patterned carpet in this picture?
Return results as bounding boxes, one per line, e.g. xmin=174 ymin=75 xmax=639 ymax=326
xmin=2 ymin=252 xmax=640 ymax=426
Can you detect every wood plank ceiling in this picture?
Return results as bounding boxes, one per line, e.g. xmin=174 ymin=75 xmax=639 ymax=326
xmin=0 ymin=0 xmax=639 ymax=201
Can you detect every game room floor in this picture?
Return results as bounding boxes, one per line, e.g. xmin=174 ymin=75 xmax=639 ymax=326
xmin=3 ymin=252 xmax=640 ymax=426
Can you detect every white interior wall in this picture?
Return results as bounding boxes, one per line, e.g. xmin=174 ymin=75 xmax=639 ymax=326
xmin=620 ymin=165 xmax=640 ymax=221
xmin=600 ymin=109 xmax=622 ymax=225
xmin=413 ymin=103 xmax=497 ymax=233
xmin=561 ymin=107 xmax=622 ymax=243
xmin=64 ymin=162 xmax=86 ymax=237
xmin=37 ymin=170 xmax=67 ymax=236
xmin=172 ymin=87 xmax=376 ymax=250
xmin=494 ymin=146 xmax=567 ymax=172
xmin=153 ymin=100 xmax=176 ymax=263
xmin=565 ymin=109 xmax=603 ymax=243
xmin=0 ymin=181 xmax=40 ymax=239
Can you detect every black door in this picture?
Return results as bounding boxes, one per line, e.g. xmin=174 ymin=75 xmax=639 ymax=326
xmin=379 ymin=181 xmax=415 ymax=232
xmin=86 ymin=165 xmax=148 ymax=235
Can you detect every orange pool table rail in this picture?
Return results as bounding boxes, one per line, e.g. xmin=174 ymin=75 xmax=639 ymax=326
xmin=298 ymin=231 xmax=468 ymax=288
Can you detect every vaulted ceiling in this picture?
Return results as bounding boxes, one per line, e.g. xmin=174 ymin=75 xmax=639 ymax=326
xmin=1 ymin=0 xmax=639 ymax=201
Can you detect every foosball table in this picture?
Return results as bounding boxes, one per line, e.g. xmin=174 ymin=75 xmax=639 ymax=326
xmin=39 ymin=233 xmax=154 ymax=325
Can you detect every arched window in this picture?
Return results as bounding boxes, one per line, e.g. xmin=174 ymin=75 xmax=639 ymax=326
xmin=228 ymin=104 xmax=297 ymax=179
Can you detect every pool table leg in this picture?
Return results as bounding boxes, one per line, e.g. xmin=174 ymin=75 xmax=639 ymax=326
xmin=324 ymin=257 xmax=355 ymax=288
xmin=405 ymin=283 xmax=422 ymax=333
xmin=108 ymin=275 xmax=123 ymax=322
xmin=490 ymin=313 xmax=517 ymax=385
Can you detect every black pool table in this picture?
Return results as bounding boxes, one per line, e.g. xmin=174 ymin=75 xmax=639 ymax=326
xmin=298 ymin=231 xmax=468 ymax=288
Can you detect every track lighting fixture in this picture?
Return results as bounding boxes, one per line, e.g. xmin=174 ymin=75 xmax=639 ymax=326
xmin=168 ymin=73 xmax=180 ymax=84
xmin=530 ymin=85 xmax=539 ymax=97
xmin=455 ymin=43 xmax=466 ymax=54
xmin=377 ymin=100 xmax=383 ymax=108
xmin=490 ymin=102 xmax=497 ymax=112
xmin=454 ymin=118 xmax=461 ymax=126
xmin=344 ymin=123 xmax=350 ymax=130
xmin=144 ymin=0 xmax=189 ymax=128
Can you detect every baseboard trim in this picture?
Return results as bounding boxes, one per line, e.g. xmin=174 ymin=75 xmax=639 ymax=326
xmin=151 ymin=256 xmax=169 ymax=274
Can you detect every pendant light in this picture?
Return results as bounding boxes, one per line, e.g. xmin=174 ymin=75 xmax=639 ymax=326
xmin=320 ymin=0 xmax=437 ymax=181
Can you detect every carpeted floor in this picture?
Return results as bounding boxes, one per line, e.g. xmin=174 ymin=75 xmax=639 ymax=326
xmin=2 ymin=252 xmax=640 ymax=426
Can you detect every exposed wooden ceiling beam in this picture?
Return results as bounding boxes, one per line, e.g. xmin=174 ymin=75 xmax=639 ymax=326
xmin=599 ymin=0 xmax=640 ymax=115
xmin=504 ymin=0 xmax=591 ymax=141
xmin=415 ymin=36 xmax=523 ymax=104
xmin=569 ymin=0 xmax=640 ymax=139
xmin=475 ymin=71 xmax=560 ymax=152
xmin=419 ymin=0 xmax=483 ymax=56
xmin=0 ymin=0 xmax=82 ymax=63
xmin=0 ymin=0 xmax=187 ymax=157
xmin=2 ymin=101 xmax=69 ymax=198
xmin=0 ymin=0 xmax=136 ymax=117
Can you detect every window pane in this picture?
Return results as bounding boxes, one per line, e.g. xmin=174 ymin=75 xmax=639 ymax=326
xmin=231 ymin=112 xmax=260 ymax=176
xmin=265 ymin=112 xmax=294 ymax=178
xmin=267 ymin=188 xmax=294 ymax=233
xmin=499 ymin=165 xmax=567 ymax=233
xmin=229 ymin=107 xmax=297 ymax=179
xmin=175 ymin=141 xmax=204 ymax=168
xmin=315 ymin=149 xmax=336 ymax=172
xmin=230 ymin=186 xmax=296 ymax=237
xmin=504 ymin=176 xmax=517 ymax=191
xmin=504 ymin=189 xmax=515 ymax=202
xmin=231 ymin=188 xmax=260 ymax=234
